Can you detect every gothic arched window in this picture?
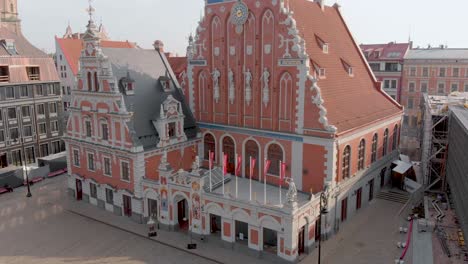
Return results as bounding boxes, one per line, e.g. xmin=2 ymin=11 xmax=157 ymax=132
xmin=342 ymin=145 xmax=351 ymax=179
xmin=267 ymin=143 xmax=283 ymax=176
xmin=358 ymin=139 xmax=366 ymax=170
xmin=203 ymin=134 xmax=216 ymax=161
xmin=382 ymin=129 xmax=389 ymax=156
xmin=392 ymin=125 xmax=399 ymax=151
xmin=222 ymin=136 xmax=235 ymax=173
xmin=198 ymin=72 xmax=207 ymax=114
xmin=279 ymin=72 xmax=293 ymax=121
xmin=371 ymin=133 xmax=378 ymax=163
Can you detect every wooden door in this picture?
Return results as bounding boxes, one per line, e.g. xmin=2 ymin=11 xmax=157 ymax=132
xmin=123 ymin=195 xmax=132 ymax=217
xmin=298 ymin=226 xmax=305 ymax=255
xmin=356 ymin=188 xmax=362 ymax=210
xmin=380 ymin=168 xmax=386 ymax=187
xmin=75 ymin=179 xmax=82 ymax=201
xmin=341 ymin=197 xmax=348 ymax=222
xmin=369 ymin=179 xmax=374 ymax=201
xmin=177 ymin=200 xmax=186 ymax=223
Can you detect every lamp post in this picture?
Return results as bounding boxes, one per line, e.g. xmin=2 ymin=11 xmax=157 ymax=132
xmin=318 ymin=187 xmax=329 ymax=264
xmin=13 ymin=137 xmax=32 ymax=198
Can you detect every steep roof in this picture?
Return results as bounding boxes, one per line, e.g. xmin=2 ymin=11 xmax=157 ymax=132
xmin=406 ymin=49 xmax=468 ymax=60
xmin=56 ymin=37 xmax=137 ymax=76
xmin=0 ymin=28 xmax=47 ymax=57
xmin=167 ymin=56 xmax=187 ymax=75
xmin=103 ymin=48 xmax=198 ymax=150
xmin=289 ymin=1 xmax=402 ymax=133
xmin=360 ymin=43 xmax=410 ymax=61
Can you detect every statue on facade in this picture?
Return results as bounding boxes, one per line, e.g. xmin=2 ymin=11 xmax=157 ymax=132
xmin=285 ymin=177 xmax=298 ymax=204
xmin=191 ymin=156 xmax=201 ymax=172
xmin=244 ymin=68 xmax=252 ymax=105
xmin=212 ymin=68 xmax=221 ymax=103
xmin=261 ymin=68 xmax=270 ymax=106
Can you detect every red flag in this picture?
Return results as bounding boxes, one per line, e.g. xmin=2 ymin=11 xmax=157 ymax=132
xmin=223 ymin=154 xmax=228 ymax=175
xmin=209 ymin=151 xmax=214 ymax=169
xmin=264 ymin=160 xmax=271 ymax=179
xmin=250 ymin=158 xmax=256 ymax=179
xmin=236 ymin=155 xmax=242 ymax=176
xmin=280 ymin=162 xmax=287 ymax=184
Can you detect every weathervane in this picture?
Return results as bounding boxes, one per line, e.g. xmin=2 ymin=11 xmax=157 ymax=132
xmin=86 ymin=0 xmax=95 ymax=21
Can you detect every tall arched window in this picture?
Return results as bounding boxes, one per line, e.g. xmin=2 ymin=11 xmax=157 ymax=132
xmin=392 ymin=125 xmax=399 ymax=151
xmin=371 ymin=133 xmax=378 ymax=163
xmin=222 ymin=136 xmax=235 ymax=173
xmin=382 ymin=129 xmax=389 ymax=156
xmin=267 ymin=143 xmax=283 ymax=176
xmin=279 ymin=72 xmax=293 ymax=121
xmin=342 ymin=145 xmax=351 ymax=179
xmin=87 ymin=72 xmax=92 ymax=91
xmin=94 ymin=72 xmax=99 ymax=91
xmin=245 ymin=140 xmax=260 ymax=180
xmin=358 ymin=139 xmax=365 ymax=170
xmin=204 ymin=134 xmax=216 ymax=161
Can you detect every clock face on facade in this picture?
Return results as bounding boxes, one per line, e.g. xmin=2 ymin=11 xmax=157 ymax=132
xmin=230 ymin=1 xmax=249 ymax=26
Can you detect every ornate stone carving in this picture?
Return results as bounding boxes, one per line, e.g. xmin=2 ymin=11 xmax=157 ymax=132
xmin=212 ymin=68 xmax=221 ymax=103
xmin=308 ymin=76 xmax=337 ymax=132
xmin=244 ymin=69 xmax=252 ymax=106
xmin=261 ymin=68 xmax=270 ymax=107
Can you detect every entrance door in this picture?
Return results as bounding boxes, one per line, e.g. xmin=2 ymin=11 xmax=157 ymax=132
xmin=123 ymin=195 xmax=132 ymax=217
xmin=177 ymin=199 xmax=188 ymax=230
xmin=40 ymin=144 xmax=49 ymax=157
xmin=75 ymin=179 xmax=82 ymax=201
xmin=369 ymin=179 xmax=374 ymax=201
xmin=244 ymin=140 xmax=259 ymax=180
xmin=148 ymin=198 xmax=158 ymax=219
xmin=380 ymin=168 xmax=386 ymax=187
xmin=0 ymin=153 xmax=7 ymax=168
xmin=341 ymin=197 xmax=348 ymax=222
xmin=298 ymin=226 xmax=305 ymax=255
xmin=356 ymin=188 xmax=362 ymax=210
xmin=210 ymin=214 xmax=222 ymax=234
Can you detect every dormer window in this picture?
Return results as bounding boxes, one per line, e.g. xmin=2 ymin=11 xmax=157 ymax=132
xmin=120 ymin=72 xmax=135 ymax=95
xmin=341 ymin=59 xmax=354 ymax=77
xmin=0 ymin=66 xmax=9 ymax=82
xmin=26 ymin=66 xmax=40 ymax=81
xmin=315 ymin=34 xmax=329 ymax=54
xmin=160 ymin=76 xmax=172 ymax=92
xmin=374 ymin=50 xmax=381 ymax=58
xmin=312 ymin=61 xmax=325 ymax=78
xmin=1 ymin=39 xmax=17 ymax=55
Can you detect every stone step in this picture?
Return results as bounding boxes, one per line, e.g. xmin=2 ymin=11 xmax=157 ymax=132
xmin=376 ymin=191 xmax=409 ymax=204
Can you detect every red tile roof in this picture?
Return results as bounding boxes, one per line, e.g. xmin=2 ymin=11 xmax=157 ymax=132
xmin=360 ymin=43 xmax=410 ymax=61
xmin=167 ymin=56 xmax=187 ymax=75
xmin=289 ymin=1 xmax=402 ymax=134
xmin=55 ymin=37 xmax=137 ymax=75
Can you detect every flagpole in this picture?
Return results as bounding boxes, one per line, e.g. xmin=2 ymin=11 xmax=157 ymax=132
xmin=264 ymin=159 xmax=267 ymax=205
xmin=249 ymin=156 xmax=252 ymax=201
xmin=209 ymin=151 xmax=212 ymax=192
xmin=235 ymin=153 xmax=238 ymax=199
xmin=222 ymin=152 xmax=225 ymax=197
xmin=279 ymin=160 xmax=282 ymax=205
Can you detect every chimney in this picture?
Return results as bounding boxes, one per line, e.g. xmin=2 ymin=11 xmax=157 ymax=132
xmin=153 ymin=40 xmax=164 ymax=53
xmin=315 ymin=0 xmax=325 ymax=10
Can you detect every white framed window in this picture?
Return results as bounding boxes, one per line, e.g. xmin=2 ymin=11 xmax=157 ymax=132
xmin=408 ymin=82 xmax=415 ymax=92
xmin=5 ymin=86 xmax=14 ymax=99
xmin=35 ymin=84 xmax=44 ymax=96
xmin=7 ymin=107 xmax=16 ymax=119
xmin=438 ymin=83 xmax=445 ymax=94
xmin=106 ymin=188 xmax=113 ymax=204
xmin=49 ymin=102 xmax=57 ymax=114
xmin=51 ymin=121 xmax=59 ymax=132
xmin=87 ymin=152 xmax=95 ymax=171
xmin=73 ymin=149 xmax=80 ymax=167
xmin=453 ymin=68 xmax=459 ymax=77
xmin=85 ymin=119 xmax=92 ymax=138
xmin=103 ymin=156 xmax=111 ymax=176
xmin=409 ymin=67 xmax=416 ymax=76
xmin=101 ymin=122 xmax=109 ymax=141
xmin=0 ymin=130 xmax=4 ymax=142
xmin=21 ymin=106 xmax=30 ymax=117
xmin=90 ymin=183 xmax=97 ymax=198
xmin=439 ymin=67 xmax=446 ymax=77
xmin=23 ymin=125 xmax=32 ymax=137
xmin=422 ymin=67 xmax=429 ymax=77
xmin=421 ymin=82 xmax=428 ymax=93
xmin=10 ymin=127 xmax=18 ymax=140
xmin=451 ymin=83 xmax=459 ymax=92
xmin=37 ymin=104 xmax=45 ymax=115
xmin=38 ymin=123 xmax=46 ymax=135
xmin=465 ymin=83 xmax=468 ymax=92
xmin=20 ymin=86 xmax=29 ymax=97
xmin=121 ymin=161 xmax=130 ymax=181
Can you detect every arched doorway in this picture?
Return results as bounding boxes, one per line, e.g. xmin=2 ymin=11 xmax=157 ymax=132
xmin=174 ymin=194 xmax=189 ymax=231
xmin=222 ymin=136 xmax=235 ymax=174
xmin=244 ymin=140 xmax=259 ymax=180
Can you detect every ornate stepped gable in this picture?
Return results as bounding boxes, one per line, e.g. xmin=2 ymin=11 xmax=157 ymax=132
xmin=186 ymin=0 xmax=402 ymax=135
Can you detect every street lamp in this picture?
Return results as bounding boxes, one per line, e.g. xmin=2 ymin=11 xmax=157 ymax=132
xmin=318 ymin=186 xmax=329 ymax=264
xmin=13 ymin=137 xmax=32 ymax=198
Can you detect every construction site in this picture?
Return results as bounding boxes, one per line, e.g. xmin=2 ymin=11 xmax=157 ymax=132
xmin=419 ymin=92 xmax=468 ymax=263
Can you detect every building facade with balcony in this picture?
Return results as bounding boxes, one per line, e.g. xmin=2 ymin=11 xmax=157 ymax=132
xmin=400 ymin=48 xmax=468 ymax=159
xmin=360 ymin=42 xmax=411 ymax=102
xmin=0 ymin=0 xmax=64 ymax=169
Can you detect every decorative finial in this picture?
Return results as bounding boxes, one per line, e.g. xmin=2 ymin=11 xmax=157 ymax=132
xmin=86 ymin=0 xmax=95 ymax=22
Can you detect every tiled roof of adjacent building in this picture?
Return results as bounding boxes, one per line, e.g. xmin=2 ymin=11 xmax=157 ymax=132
xmin=167 ymin=56 xmax=187 ymax=75
xmin=103 ymin=48 xmax=198 ymax=150
xmin=405 ymin=48 xmax=468 ymax=60
xmin=360 ymin=42 xmax=410 ymax=61
xmin=56 ymin=37 xmax=137 ymax=76
xmin=289 ymin=1 xmax=402 ymax=134
xmin=0 ymin=28 xmax=47 ymax=57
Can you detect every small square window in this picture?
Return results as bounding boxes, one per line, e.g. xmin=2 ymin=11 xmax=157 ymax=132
xmin=38 ymin=123 xmax=47 ymax=134
xmin=5 ymin=86 xmax=14 ymax=99
xmin=73 ymin=149 xmax=80 ymax=167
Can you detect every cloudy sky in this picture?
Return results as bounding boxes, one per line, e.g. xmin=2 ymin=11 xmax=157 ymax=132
xmin=21 ymin=0 xmax=467 ymax=55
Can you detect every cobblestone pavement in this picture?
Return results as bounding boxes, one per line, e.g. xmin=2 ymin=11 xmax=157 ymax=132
xmin=0 ymin=176 xmax=218 ymax=264
xmin=304 ymin=198 xmax=412 ymax=264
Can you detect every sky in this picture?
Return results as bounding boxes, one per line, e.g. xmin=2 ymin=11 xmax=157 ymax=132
xmin=20 ymin=0 xmax=468 ymax=55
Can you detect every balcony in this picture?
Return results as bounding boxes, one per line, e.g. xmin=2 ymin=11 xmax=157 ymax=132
xmin=26 ymin=66 xmax=40 ymax=81
xmin=0 ymin=66 xmax=9 ymax=82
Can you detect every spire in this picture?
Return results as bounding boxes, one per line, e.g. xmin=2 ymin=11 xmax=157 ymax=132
xmin=98 ymin=18 xmax=109 ymax=40
xmin=83 ymin=0 xmax=99 ymax=40
xmin=64 ymin=21 xmax=73 ymax=38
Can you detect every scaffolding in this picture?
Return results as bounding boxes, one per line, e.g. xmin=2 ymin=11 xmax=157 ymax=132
xmin=420 ymin=92 xmax=468 ymax=190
